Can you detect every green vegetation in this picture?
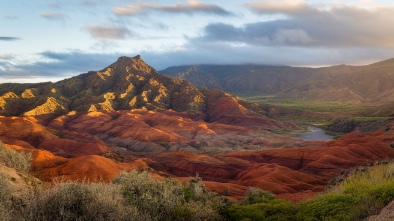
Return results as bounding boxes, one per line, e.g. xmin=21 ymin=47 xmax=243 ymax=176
xmin=221 ymin=161 xmax=394 ymax=221
xmin=0 ymin=141 xmax=31 ymax=172
xmin=221 ymin=188 xmax=296 ymax=221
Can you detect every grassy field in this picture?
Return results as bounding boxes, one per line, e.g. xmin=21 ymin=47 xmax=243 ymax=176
xmin=239 ymin=94 xmax=392 ymax=127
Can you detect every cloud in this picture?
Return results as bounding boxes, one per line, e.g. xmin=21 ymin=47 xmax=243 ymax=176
xmin=140 ymin=43 xmax=394 ymax=70
xmin=194 ymin=2 xmax=394 ymax=48
xmin=41 ymin=12 xmax=65 ymax=20
xmin=84 ymin=25 xmax=133 ymax=40
xmin=245 ymin=0 xmax=316 ymax=16
xmin=198 ymin=21 xmax=314 ymax=46
xmin=0 ymin=54 xmax=14 ymax=60
xmin=113 ymin=0 xmax=233 ymax=16
xmin=2 ymin=14 xmax=18 ymax=19
xmin=0 ymin=37 xmax=19 ymax=41
xmin=0 ymin=51 xmax=128 ymax=82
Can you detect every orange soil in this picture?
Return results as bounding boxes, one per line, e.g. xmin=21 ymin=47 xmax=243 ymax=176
xmin=1 ymin=114 xmax=394 ymax=201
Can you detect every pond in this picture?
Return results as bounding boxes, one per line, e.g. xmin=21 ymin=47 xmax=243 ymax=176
xmin=298 ymin=127 xmax=334 ymax=141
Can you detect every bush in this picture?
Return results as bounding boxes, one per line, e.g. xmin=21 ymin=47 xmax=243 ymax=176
xmin=224 ymin=199 xmax=296 ymax=221
xmin=220 ymin=187 xmax=295 ymax=221
xmin=0 ymin=141 xmax=31 ymax=172
xmin=242 ymin=187 xmax=276 ymax=205
xmin=22 ymin=180 xmax=149 ymax=221
xmin=0 ymin=173 xmax=12 ymax=203
xmin=0 ymin=173 xmax=13 ymax=221
xmin=327 ymin=119 xmax=359 ymax=133
xmin=296 ymin=161 xmax=394 ymax=221
xmin=114 ymin=170 xmax=223 ymax=221
xmin=338 ymin=162 xmax=394 ymax=219
xmin=296 ymin=193 xmax=355 ymax=221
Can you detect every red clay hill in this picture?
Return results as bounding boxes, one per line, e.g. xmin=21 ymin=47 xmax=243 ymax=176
xmin=1 ymin=56 xmax=394 ymax=201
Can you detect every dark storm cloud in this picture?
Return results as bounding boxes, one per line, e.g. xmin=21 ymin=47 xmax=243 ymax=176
xmin=232 ymin=2 xmax=394 ymax=48
xmin=199 ymin=21 xmax=313 ymax=46
xmin=0 ymin=37 xmax=19 ymax=41
xmin=113 ymin=0 xmax=233 ymax=16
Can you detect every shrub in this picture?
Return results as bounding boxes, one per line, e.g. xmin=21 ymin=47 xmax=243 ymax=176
xmin=0 ymin=141 xmax=31 ymax=172
xmin=220 ymin=188 xmax=295 ymax=221
xmin=0 ymin=172 xmax=13 ymax=221
xmin=22 ymin=180 xmax=149 ymax=221
xmin=296 ymin=161 xmax=394 ymax=221
xmin=242 ymin=187 xmax=276 ymax=205
xmin=337 ymin=162 xmax=394 ymax=219
xmin=296 ymin=193 xmax=355 ymax=221
xmin=327 ymin=119 xmax=359 ymax=133
xmin=224 ymin=199 xmax=296 ymax=221
xmin=220 ymin=162 xmax=394 ymax=221
xmin=0 ymin=172 xmax=12 ymax=203
xmin=113 ymin=170 xmax=223 ymax=221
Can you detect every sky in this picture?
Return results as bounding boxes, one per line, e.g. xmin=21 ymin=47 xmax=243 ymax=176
xmin=1 ymin=0 xmax=394 ymax=83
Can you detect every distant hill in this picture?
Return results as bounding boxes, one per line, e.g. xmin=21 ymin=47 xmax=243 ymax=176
xmin=160 ymin=58 xmax=394 ymax=104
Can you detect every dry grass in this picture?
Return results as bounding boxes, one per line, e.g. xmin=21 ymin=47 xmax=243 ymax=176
xmin=0 ymin=142 xmax=31 ymax=172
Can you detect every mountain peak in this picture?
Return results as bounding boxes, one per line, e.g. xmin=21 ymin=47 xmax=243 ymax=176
xmin=109 ymin=55 xmax=154 ymax=73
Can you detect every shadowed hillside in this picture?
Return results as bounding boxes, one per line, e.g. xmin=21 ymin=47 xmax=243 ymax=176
xmin=161 ymin=58 xmax=394 ymax=104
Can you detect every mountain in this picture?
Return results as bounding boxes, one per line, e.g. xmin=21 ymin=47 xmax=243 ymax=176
xmin=160 ymin=58 xmax=394 ymax=104
xmin=0 ymin=56 xmax=204 ymax=117
xmin=0 ymin=55 xmax=285 ymax=129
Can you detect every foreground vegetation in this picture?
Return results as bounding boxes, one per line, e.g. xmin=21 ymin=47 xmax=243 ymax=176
xmin=221 ymin=161 xmax=394 ymax=221
xmin=1 ymin=142 xmax=394 ymax=220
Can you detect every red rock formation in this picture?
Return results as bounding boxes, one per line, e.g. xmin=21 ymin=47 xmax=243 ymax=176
xmin=47 ymin=110 xmax=300 ymax=153
xmin=2 ymin=113 xmax=394 ymax=202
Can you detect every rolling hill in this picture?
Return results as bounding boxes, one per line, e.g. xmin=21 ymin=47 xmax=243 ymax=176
xmin=161 ymin=58 xmax=394 ymax=104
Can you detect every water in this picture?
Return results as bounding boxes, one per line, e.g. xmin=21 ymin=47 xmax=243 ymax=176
xmin=298 ymin=127 xmax=333 ymax=141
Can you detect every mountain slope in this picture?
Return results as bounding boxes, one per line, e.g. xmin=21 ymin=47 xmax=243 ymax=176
xmin=0 ymin=56 xmax=205 ymax=118
xmin=161 ymin=58 xmax=394 ymax=104
xmin=0 ymin=55 xmax=286 ymax=129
